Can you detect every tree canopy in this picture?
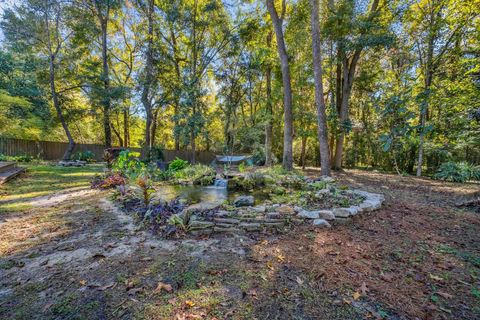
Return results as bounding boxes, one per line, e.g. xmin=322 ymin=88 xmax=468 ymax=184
xmin=0 ymin=0 xmax=478 ymax=173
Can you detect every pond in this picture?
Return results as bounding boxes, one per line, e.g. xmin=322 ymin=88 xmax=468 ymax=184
xmin=155 ymin=184 xmax=269 ymax=207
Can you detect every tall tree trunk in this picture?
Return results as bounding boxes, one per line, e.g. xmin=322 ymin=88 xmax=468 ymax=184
xmin=266 ymin=0 xmax=294 ymax=171
xmin=301 ymin=136 xmax=307 ymax=170
xmin=170 ymin=26 xmax=181 ymax=151
xmin=100 ymin=18 xmax=112 ymax=148
xmin=310 ymin=0 xmax=331 ymax=176
xmin=141 ymin=0 xmax=154 ymax=152
xmin=265 ymin=32 xmax=273 ymax=166
xmin=417 ymin=28 xmax=435 ymax=176
xmin=44 ymin=8 xmax=74 ymax=160
xmin=49 ymin=55 xmax=75 ymax=160
xmin=191 ymin=129 xmax=196 ymax=164
xmin=151 ymin=108 xmax=160 ymax=146
xmin=111 ymin=120 xmax=123 ymax=147
xmin=333 ymin=51 xmax=361 ymax=170
xmin=123 ymin=108 xmax=129 ymax=147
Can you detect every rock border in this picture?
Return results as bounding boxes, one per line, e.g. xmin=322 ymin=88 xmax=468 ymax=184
xmin=180 ymin=189 xmax=385 ymax=234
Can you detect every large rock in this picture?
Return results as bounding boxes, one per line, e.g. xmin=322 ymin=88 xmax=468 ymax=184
xmin=359 ymin=199 xmax=381 ymax=212
xmin=251 ymin=205 xmax=266 ymax=213
xmin=312 ymin=219 xmax=331 ymax=228
xmin=333 ymin=207 xmax=358 ymax=217
xmin=297 ymin=209 xmax=319 ymax=219
xmin=214 ymin=210 xmax=234 ymax=218
xmin=297 ymin=209 xmax=335 ymax=220
xmin=317 ymin=210 xmax=335 ymax=220
xmin=276 ymin=205 xmax=295 ymax=215
xmin=266 ymin=212 xmax=281 ymax=219
xmin=233 ymin=195 xmax=254 ymax=207
xmin=239 ymin=222 xmax=261 ymax=231
xmin=213 ymin=218 xmax=240 ymax=225
xmin=189 ymin=220 xmax=214 ymax=230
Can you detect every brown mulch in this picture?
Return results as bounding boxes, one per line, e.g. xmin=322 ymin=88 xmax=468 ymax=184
xmin=249 ymin=169 xmax=480 ymax=319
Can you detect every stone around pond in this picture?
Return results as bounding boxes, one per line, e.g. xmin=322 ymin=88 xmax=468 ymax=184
xmin=233 ymin=195 xmax=254 ymax=207
xmin=332 ymin=207 xmax=359 ymax=217
xmin=313 ymin=219 xmax=331 ymax=228
xmin=276 ymin=205 xmax=295 ymax=215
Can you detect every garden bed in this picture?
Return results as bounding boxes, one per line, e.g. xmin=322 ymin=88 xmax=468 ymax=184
xmin=95 ymin=152 xmax=384 ymax=238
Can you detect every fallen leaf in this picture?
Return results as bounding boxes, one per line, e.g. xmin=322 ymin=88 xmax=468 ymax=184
xmin=184 ymin=300 xmax=196 ymax=308
xmin=295 ymin=276 xmax=304 ymax=285
xmin=79 ymin=280 xmax=86 ymax=286
xmin=352 ymin=291 xmax=361 ymax=300
xmin=429 ymin=274 xmax=444 ymax=281
xmin=277 ymin=254 xmax=285 ymax=262
xmin=266 ymin=261 xmax=274 ymax=270
xmin=155 ymin=282 xmax=173 ymax=293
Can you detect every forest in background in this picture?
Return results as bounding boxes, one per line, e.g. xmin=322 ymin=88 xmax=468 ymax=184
xmin=0 ymin=0 xmax=479 ymax=175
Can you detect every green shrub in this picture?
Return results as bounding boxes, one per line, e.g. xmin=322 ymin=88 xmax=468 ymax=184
xmin=174 ymin=164 xmax=215 ymax=185
xmin=433 ymin=161 xmax=480 ymax=183
xmin=75 ymin=150 xmax=95 ymax=162
xmin=145 ymin=145 xmax=164 ymax=162
xmin=238 ymin=162 xmax=246 ymax=173
xmin=169 ymin=158 xmax=189 ymax=172
xmin=112 ymin=150 xmax=145 ymax=178
xmin=0 ymin=154 xmax=35 ymax=162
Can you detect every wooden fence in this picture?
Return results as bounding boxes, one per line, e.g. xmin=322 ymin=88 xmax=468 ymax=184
xmin=0 ymin=137 xmax=215 ymax=164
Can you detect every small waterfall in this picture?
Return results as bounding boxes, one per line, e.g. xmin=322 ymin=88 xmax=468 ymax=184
xmin=213 ymin=178 xmax=228 ymax=188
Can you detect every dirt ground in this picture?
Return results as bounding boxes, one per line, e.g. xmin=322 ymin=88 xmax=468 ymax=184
xmin=0 ymin=168 xmax=479 ymax=319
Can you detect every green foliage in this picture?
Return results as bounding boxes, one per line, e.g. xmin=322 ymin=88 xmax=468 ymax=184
xmin=112 ymin=150 xmax=145 ymax=179
xmin=75 ymin=150 xmax=95 ymax=162
xmin=433 ymin=162 xmax=480 ymax=183
xmin=0 ymin=153 xmax=34 ymax=162
xmin=145 ymin=146 xmax=164 ymax=162
xmin=168 ymin=158 xmax=189 ymax=172
xmin=136 ymin=174 xmax=155 ymax=207
xmin=174 ymin=164 xmax=216 ymax=185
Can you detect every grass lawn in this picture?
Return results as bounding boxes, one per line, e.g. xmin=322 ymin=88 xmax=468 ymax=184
xmin=0 ymin=162 xmax=103 ymax=213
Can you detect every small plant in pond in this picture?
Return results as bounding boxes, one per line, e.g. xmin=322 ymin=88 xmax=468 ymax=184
xmin=168 ymin=157 xmax=189 ymax=172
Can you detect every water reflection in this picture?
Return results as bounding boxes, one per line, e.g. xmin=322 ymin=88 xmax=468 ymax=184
xmin=155 ymin=184 xmax=269 ymax=206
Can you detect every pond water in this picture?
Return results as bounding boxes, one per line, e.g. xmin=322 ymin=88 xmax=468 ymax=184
xmin=155 ymin=184 xmax=269 ymax=206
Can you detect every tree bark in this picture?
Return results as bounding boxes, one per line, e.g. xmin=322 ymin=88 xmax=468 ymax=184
xmin=170 ymin=26 xmax=181 ymax=151
xmin=310 ymin=0 xmax=331 ymax=176
xmin=49 ymin=55 xmax=75 ymax=160
xmin=266 ymin=0 xmax=294 ymax=171
xmin=332 ymin=0 xmax=379 ymax=170
xmin=301 ymin=136 xmax=307 ymax=170
xmin=99 ymin=15 xmax=112 ymax=148
xmin=151 ymin=108 xmax=160 ymax=147
xmin=141 ymin=0 xmax=154 ymax=152
xmin=265 ymin=31 xmax=273 ymax=166
xmin=44 ymin=6 xmax=74 ymax=160
xmin=123 ymin=108 xmax=129 ymax=147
